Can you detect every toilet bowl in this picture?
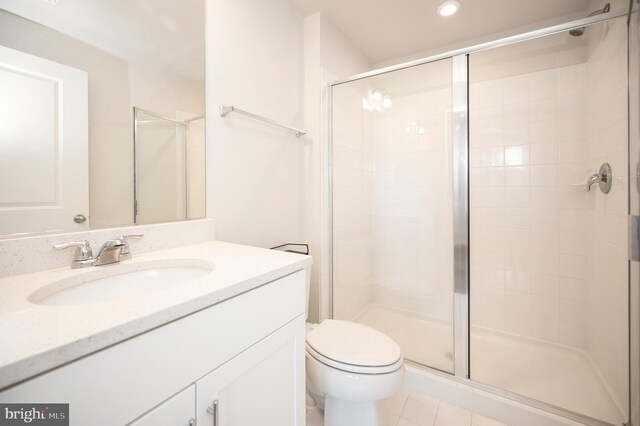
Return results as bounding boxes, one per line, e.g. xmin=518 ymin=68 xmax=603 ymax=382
xmin=306 ymin=319 xmax=404 ymax=426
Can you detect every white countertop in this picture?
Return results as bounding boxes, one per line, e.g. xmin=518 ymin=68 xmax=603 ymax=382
xmin=0 ymin=240 xmax=312 ymax=390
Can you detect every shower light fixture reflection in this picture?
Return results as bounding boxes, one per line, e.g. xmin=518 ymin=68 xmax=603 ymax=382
xmin=438 ymin=1 xmax=460 ymax=17
xmin=362 ymin=98 xmax=375 ymax=111
xmin=362 ymin=89 xmax=392 ymax=112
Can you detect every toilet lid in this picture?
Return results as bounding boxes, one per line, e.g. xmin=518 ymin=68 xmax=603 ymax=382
xmin=306 ymin=320 xmax=402 ymax=371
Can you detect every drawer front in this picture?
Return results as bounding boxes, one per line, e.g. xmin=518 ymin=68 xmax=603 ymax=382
xmin=0 ymin=270 xmax=306 ymax=425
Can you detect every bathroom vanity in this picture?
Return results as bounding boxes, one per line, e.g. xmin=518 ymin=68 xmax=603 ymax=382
xmin=0 ymin=241 xmax=311 ymax=426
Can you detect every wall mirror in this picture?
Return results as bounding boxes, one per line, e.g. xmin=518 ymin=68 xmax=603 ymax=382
xmin=0 ymin=0 xmax=205 ymax=237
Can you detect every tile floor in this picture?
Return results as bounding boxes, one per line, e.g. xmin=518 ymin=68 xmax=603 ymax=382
xmin=307 ymin=387 xmax=509 ymax=426
xmin=387 ymin=388 xmax=508 ymax=426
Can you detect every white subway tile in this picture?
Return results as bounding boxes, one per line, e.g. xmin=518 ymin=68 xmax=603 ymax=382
xmin=530 ymin=120 xmax=558 ymax=143
xmin=503 ymin=75 xmax=530 ymax=104
xmin=558 ymin=65 xmax=586 ymax=97
xmin=505 ymin=270 xmax=531 ymax=293
xmin=558 ymin=209 xmax=587 ymax=232
xmin=531 ymin=294 xmax=559 ymax=319
xmin=531 ymin=209 xmax=558 ymax=232
xmin=531 ymin=99 xmax=558 ymax=122
xmin=503 ymin=208 xmax=531 ymax=229
xmin=504 ymin=145 xmax=529 ymax=166
xmin=530 ymin=143 xmax=558 ymax=165
xmin=531 ymin=230 xmax=558 ymax=252
xmin=504 ymin=229 xmax=530 ymax=251
xmin=530 ymin=165 xmax=558 ymax=187
xmin=531 ymin=187 xmax=558 ymax=209
xmin=559 ymin=299 xmax=587 ymax=325
xmin=559 ymin=232 xmax=587 ymax=256
xmin=559 ymin=277 xmax=586 ymax=302
xmin=532 ymin=274 xmax=559 ymax=297
xmin=505 ymin=166 xmax=530 ymax=187
xmin=504 ymin=187 xmax=530 ymax=208
xmin=471 ymin=187 xmax=505 ymax=208
xmin=559 ymin=254 xmax=587 ymax=279
xmin=530 ymin=69 xmax=558 ymax=100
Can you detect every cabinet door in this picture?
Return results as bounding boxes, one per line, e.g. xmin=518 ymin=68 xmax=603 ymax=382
xmin=196 ymin=317 xmax=305 ymax=426
xmin=128 ymin=385 xmax=195 ymax=426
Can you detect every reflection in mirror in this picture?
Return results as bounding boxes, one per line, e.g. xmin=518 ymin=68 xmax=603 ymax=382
xmin=134 ymin=108 xmax=205 ymax=224
xmin=0 ymin=0 xmax=205 ymax=237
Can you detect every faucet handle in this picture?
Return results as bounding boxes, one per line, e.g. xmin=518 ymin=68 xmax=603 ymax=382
xmin=118 ymin=234 xmax=144 ymax=260
xmin=53 ymin=240 xmax=94 ymax=263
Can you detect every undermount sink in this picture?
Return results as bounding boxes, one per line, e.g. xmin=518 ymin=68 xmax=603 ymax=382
xmin=29 ymin=259 xmax=215 ymax=306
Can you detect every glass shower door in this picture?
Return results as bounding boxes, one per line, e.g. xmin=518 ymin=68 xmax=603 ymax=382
xmin=468 ymin=16 xmax=629 ymax=424
xmin=134 ymin=108 xmax=187 ymax=224
xmin=331 ymin=59 xmax=456 ymax=372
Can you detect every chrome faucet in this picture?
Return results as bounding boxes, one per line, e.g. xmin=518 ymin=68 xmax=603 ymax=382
xmin=586 ymin=163 xmax=612 ymax=194
xmin=94 ymin=238 xmax=127 ymax=266
xmin=52 ymin=240 xmax=95 ymax=269
xmin=53 ymin=234 xmax=144 ymax=269
xmin=586 ymin=173 xmax=601 ymax=191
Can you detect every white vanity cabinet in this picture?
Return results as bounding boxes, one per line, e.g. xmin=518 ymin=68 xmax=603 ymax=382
xmin=195 ymin=319 xmax=303 ymax=426
xmin=128 ymin=385 xmax=195 ymax=426
xmin=0 ymin=270 xmax=307 ymax=426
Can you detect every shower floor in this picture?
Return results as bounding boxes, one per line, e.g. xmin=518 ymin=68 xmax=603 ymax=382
xmin=354 ymin=303 xmax=624 ymax=425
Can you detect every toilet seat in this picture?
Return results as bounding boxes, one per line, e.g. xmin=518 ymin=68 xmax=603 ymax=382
xmin=306 ymin=320 xmax=403 ymax=375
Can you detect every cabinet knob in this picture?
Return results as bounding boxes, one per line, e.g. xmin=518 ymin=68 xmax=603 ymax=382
xmin=188 ymin=418 xmax=196 ymax=426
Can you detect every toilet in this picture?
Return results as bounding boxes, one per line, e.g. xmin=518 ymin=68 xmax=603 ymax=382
xmin=305 ymin=319 xmax=405 ymax=426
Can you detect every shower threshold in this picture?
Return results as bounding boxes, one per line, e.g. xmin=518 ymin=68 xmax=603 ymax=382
xmin=353 ymin=303 xmax=624 ymax=425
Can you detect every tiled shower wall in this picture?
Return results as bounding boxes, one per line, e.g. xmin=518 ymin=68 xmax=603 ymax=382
xmin=331 ymin=84 xmax=373 ymax=321
xmin=469 ymin=62 xmax=592 ymax=348
xmin=369 ymin=88 xmax=454 ymax=321
xmin=585 ymin=17 xmax=628 ymax=411
xmin=469 ymin=15 xmax=629 ymax=411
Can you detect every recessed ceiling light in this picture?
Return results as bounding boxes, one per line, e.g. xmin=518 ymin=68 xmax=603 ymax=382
xmin=438 ymin=1 xmax=460 ymax=17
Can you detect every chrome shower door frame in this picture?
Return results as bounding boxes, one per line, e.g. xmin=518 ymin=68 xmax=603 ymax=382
xmin=327 ymin=5 xmax=634 ymax=426
xmin=452 ymin=54 xmax=469 ymax=379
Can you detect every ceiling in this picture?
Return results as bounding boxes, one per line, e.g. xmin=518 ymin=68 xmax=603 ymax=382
xmin=0 ymin=0 xmax=204 ymax=82
xmin=290 ymin=0 xmax=594 ymax=65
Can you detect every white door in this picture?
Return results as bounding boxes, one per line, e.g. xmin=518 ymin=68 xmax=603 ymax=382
xmin=0 ymin=45 xmax=88 ymax=235
xmin=196 ymin=319 xmax=305 ymax=426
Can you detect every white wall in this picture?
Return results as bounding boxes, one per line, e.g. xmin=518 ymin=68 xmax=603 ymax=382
xmin=303 ymin=13 xmax=370 ymax=322
xmin=206 ymin=0 xmax=305 ymax=249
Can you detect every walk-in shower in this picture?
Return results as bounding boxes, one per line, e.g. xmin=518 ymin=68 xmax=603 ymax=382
xmin=329 ymin=4 xmax=639 ymax=426
xmin=133 ymin=107 xmax=205 ymax=225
